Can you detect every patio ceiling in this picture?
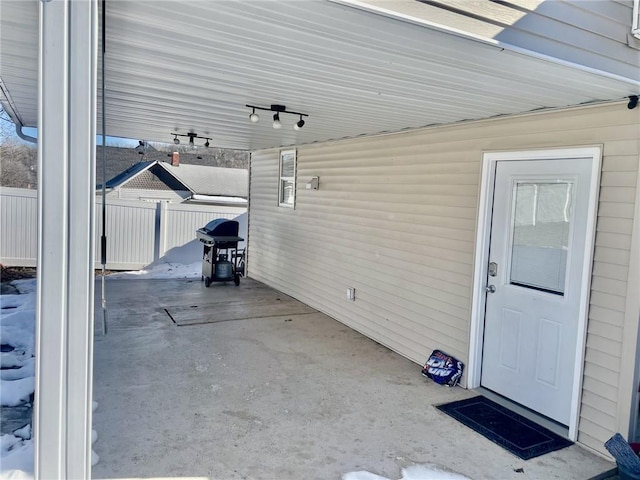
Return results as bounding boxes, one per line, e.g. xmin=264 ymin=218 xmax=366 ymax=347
xmin=1 ymin=0 xmax=638 ymax=151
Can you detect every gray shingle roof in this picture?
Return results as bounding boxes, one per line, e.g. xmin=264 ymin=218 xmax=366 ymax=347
xmin=100 ymin=160 xmax=247 ymax=198
xmin=157 ymin=162 xmax=247 ymax=197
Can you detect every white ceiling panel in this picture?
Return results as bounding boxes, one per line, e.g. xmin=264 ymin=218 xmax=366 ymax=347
xmin=1 ymin=0 xmax=638 ymax=150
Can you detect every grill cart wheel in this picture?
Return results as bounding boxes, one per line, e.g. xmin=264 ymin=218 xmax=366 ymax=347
xmin=204 ymin=276 xmax=211 ymax=287
xmin=201 ymin=275 xmax=204 ymax=282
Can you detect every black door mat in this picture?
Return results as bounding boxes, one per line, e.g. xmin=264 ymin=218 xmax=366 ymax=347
xmin=164 ymin=296 xmax=315 ymax=326
xmin=436 ymin=396 xmax=573 ymax=460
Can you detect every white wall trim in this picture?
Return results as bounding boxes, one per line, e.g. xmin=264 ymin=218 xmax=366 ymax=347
xmin=468 ymin=146 xmax=602 ymax=441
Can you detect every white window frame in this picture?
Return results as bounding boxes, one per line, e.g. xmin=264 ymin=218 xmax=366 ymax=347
xmin=278 ymin=149 xmax=296 ymax=208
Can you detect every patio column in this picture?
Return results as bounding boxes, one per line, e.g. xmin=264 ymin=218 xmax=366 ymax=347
xmin=35 ymin=0 xmax=97 ymax=478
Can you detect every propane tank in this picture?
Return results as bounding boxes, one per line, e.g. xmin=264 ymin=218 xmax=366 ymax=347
xmin=215 ymin=254 xmax=233 ymax=278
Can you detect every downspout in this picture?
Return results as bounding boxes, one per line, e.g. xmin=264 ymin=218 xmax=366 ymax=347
xmin=633 ymin=0 xmax=640 ymax=40
xmin=0 ymin=76 xmax=36 ymax=143
xmin=15 ymin=121 xmax=37 ymax=144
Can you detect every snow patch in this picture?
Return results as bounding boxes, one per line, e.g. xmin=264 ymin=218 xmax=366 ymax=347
xmin=0 ymin=434 xmax=33 ymax=480
xmin=1 ymin=358 xmax=35 ymax=381
xmin=13 ymin=426 xmax=31 ymax=442
xmin=343 ymin=472 xmax=390 ymax=480
xmin=343 ymin=464 xmax=472 ymax=480
xmin=9 ymin=280 xmax=36 ymax=295
xmin=0 ymin=377 xmax=34 ymax=407
xmin=1 ymin=280 xmax=36 ymax=478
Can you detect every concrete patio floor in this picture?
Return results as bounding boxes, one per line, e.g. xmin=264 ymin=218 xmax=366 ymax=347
xmin=92 ymin=276 xmax=616 ymax=480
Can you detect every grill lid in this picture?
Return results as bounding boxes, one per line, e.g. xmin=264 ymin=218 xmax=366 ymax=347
xmin=202 ymin=219 xmax=239 ymax=237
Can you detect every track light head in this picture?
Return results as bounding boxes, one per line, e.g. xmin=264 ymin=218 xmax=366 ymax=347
xmin=173 ymin=135 xmax=180 ymax=145
xmin=294 ymin=117 xmax=305 ymax=131
xmin=628 ymin=95 xmax=639 ymax=110
xmin=188 ymin=134 xmax=195 ymax=146
xmin=204 ymin=139 xmax=210 ymax=148
xmin=249 ymin=108 xmax=260 ymax=123
xmin=273 ymin=113 xmax=282 ymax=129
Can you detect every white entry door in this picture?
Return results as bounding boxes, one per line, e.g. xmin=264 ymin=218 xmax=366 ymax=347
xmin=481 ymin=157 xmax=595 ymax=425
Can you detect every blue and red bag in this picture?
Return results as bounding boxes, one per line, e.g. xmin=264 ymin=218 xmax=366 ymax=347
xmin=421 ymin=349 xmax=464 ymax=387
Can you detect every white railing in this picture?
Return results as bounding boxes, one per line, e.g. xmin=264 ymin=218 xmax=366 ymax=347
xmin=0 ymin=187 xmax=246 ymax=270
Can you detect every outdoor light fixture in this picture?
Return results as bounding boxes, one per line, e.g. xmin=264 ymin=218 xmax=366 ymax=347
xmin=272 ymin=113 xmax=282 ymax=129
xmin=170 ymin=132 xmax=213 ymax=147
xmin=294 ymin=115 xmax=305 ymax=131
xmin=628 ymin=95 xmax=639 ymax=110
xmin=246 ymin=104 xmax=309 ymax=130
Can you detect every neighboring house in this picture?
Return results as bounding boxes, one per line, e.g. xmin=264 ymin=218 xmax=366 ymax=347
xmin=1 ymin=0 xmax=639 ymax=468
xmin=99 ymin=153 xmax=248 ymax=206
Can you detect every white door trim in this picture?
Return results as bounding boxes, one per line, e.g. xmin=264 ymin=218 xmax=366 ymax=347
xmin=468 ymin=146 xmax=602 ymax=440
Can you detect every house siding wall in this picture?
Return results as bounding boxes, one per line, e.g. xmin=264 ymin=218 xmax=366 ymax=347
xmin=356 ymin=0 xmax=640 ymax=81
xmin=248 ymin=102 xmax=639 ymax=456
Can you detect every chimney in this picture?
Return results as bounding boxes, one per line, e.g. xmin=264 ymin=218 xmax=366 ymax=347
xmin=171 ymin=152 xmax=180 ymax=167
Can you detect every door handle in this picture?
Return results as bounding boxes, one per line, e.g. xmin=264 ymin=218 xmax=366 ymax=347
xmin=486 ymin=285 xmax=496 ymax=294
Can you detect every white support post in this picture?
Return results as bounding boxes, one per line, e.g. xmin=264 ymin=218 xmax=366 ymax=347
xmin=157 ymin=200 xmax=168 ymax=260
xmin=35 ymin=1 xmax=97 ymax=478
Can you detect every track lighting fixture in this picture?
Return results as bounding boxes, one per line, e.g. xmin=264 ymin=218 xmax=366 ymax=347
xmin=272 ymin=113 xmax=282 ymax=129
xmin=170 ymin=132 xmax=213 ymax=148
xmin=246 ymin=104 xmax=309 ymax=130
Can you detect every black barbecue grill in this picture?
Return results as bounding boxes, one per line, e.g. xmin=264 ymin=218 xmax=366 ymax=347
xmin=196 ymin=219 xmax=244 ymax=286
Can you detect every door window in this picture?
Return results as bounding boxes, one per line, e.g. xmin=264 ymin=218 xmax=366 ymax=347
xmin=509 ymin=181 xmax=573 ymax=295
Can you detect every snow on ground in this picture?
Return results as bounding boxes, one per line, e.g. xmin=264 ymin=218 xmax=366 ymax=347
xmin=0 ymin=279 xmax=36 ymax=479
xmin=109 ymin=213 xmax=247 ymax=280
xmin=0 ymin=283 xmax=35 ymax=407
xmin=0 ymin=434 xmax=33 ymax=479
xmin=344 ymin=464 xmax=471 ymax=480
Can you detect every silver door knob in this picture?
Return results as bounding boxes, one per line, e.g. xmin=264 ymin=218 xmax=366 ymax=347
xmin=486 ymin=285 xmax=496 ymax=293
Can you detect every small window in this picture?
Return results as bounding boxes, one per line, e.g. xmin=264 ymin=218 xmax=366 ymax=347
xmin=279 ymin=149 xmax=296 ymax=207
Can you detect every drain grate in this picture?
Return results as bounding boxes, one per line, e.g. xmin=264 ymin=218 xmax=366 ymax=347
xmin=163 ymin=296 xmax=315 ymax=326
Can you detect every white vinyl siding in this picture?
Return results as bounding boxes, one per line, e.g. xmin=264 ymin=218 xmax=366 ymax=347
xmin=248 ymin=102 xmax=639 ymax=457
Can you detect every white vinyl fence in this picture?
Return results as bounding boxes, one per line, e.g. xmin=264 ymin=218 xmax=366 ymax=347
xmin=1 ymin=187 xmax=246 ymax=270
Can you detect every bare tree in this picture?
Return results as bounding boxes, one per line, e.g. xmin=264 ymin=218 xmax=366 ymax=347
xmin=0 ymin=108 xmax=38 ymax=188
